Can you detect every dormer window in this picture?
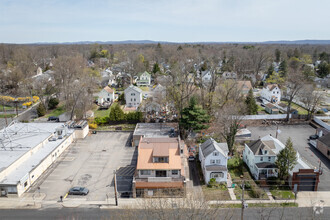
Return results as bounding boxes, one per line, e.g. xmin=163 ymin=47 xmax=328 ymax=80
xmin=264 ymin=150 xmax=268 ymax=155
xmin=153 ymin=157 xmax=169 ymax=163
xmin=213 ymin=152 xmax=219 ymax=156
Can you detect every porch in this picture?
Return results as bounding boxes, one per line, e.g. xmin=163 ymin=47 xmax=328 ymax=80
xmin=255 ymin=162 xmax=278 ymax=180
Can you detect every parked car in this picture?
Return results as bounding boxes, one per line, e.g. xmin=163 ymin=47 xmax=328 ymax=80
xmin=120 ymin=192 xmax=131 ymax=198
xmin=309 ymin=134 xmax=319 ymax=140
xmin=68 ymin=187 xmax=89 ymax=195
xmin=188 ymin=155 xmax=195 ymax=162
xmin=48 ymin=116 xmax=59 ymax=122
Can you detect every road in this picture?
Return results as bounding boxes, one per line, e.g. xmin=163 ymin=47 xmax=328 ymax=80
xmin=0 ymin=207 xmax=329 ymax=219
xmin=0 ymin=104 xmax=38 ymax=129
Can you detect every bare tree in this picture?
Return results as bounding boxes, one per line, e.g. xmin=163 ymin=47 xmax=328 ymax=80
xmin=299 ymin=85 xmax=324 ymax=120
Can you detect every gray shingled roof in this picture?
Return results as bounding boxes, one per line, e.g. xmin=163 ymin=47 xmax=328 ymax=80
xmin=247 ymin=139 xmax=276 ymax=155
xmin=125 ymin=84 xmax=142 ymax=93
xmin=200 ymin=138 xmax=228 ymax=157
xmin=205 ymin=165 xmax=228 ymax=172
xmin=255 ymin=162 xmax=277 ymax=169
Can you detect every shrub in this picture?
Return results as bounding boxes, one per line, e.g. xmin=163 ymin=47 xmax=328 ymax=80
xmin=249 ymin=184 xmax=263 ymax=198
xmin=48 ymin=98 xmax=59 ymax=110
xmin=88 ymin=123 xmax=98 ymax=129
xmin=37 ymin=103 xmax=46 ymax=117
xmin=208 ymin=178 xmax=217 ymax=188
xmin=94 ymin=116 xmax=110 ymax=125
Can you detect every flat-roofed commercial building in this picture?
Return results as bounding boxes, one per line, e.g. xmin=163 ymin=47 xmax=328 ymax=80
xmin=0 ymin=121 xmax=88 ymax=197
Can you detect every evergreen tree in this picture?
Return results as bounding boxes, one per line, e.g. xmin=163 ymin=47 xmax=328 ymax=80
xmin=152 ymin=63 xmax=161 ymax=74
xmin=275 ymin=138 xmax=297 ymax=180
xmin=180 ymin=97 xmax=210 ymax=134
xmin=317 ymin=62 xmax=330 ymax=78
xmin=278 ymin=60 xmax=287 ymax=77
xmin=275 ymin=49 xmax=281 ymax=63
xmin=37 ymin=103 xmax=46 ymax=117
xmin=48 ymin=97 xmax=59 ymax=110
xmin=266 ymin=64 xmax=274 ymax=79
xmin=245 ymin=89 xmax=258 ymax=115
xmin=109 ymin=103 xmax=125 ymax=122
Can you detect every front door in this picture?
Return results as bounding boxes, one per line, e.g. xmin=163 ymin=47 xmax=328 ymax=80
xmin=156 ymin=170 xmax=167 ymax=177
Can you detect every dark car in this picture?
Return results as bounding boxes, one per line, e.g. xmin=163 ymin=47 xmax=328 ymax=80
xmin=68 ymin=187 xmax=89 ymax=195
xmin=48 ymin=116 xmax=59 ymax=122
xmin=120 ymin=192 xmax=131 ymax=198
xmin=309 ymin=134 xmax=319 ymax=140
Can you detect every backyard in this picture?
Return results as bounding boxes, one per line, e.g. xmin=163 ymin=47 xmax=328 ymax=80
xmin=202 ymin=185 xmax=231 ymax=201
xmin=281 ymin=101 xmax=308 ymax=114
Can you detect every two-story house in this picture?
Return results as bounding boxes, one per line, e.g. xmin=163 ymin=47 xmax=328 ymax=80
xmin=124 ymin=85 xmax=143 ymax=108
xmin=199 ymin=138 xmax=229 ymax=184
xmin=260 ymin=84 xmax=281 ymax=104
xmin=132 ymin=137 xmax=185 ymax=197
xmin=136 ymin=71 xmax=151 ymax=86
xmin=97 ymin=86 xmax=114 ymax=105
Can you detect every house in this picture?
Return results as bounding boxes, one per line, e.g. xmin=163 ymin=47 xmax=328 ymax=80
xmin=237 ymin=81 xmax=253 ymax=95
xmin=243 ymin=135 xmax=320 ymax=191
xmin=97 ymin=86 xmax=115 ymax=105
xmin=316 ymin=133 xmax=330 ymax=160
xmin=200 ymin=71 xmax=212 ymax=83
xmin=136 ymin=71 xmax=151 ymax=86
xmin=265 ymin=103 xmax=279 ymax=114
xmin=243 ymin=135 xmax=283 ymax=180
xmin=261 ymin=84 xmax=281 ymax=104
xmin=124 ymin=85 xmax=143 ymax=108
xmin=199 ymin=138 xmax=229 ymax=184
xmin=132 ymin=137 xmax=186 ymax=198
xmin=222 ymin=72 xmax=237 ymax=79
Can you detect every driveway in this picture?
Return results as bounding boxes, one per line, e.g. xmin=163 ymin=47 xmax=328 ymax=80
xmin=28 ymin=132 xmax=137 ymax=201
xmin=248 ymin=124 xmax=330 ymax=191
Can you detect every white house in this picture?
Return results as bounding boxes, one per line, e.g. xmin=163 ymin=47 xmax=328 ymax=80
xmin=125 ymin=85 xmax=143 ymax=108
xmin=200 ymin=71 xmax=212 ymax=83
xmin=243 ymin=135 xmax=311 ymax=180
xmin=260 ymin=84 xmax=281 ymax=104
xmin=97 ymin=86 xmax=115 ymax=104
xmin=199 ymin=138 xmax=229 ymax=184
xmin=136 ymin=71 xmax=151 ymax=86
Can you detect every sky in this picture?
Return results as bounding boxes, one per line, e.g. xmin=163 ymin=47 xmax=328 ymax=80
xmin=0 ymin=0 xmax=329 ymax=43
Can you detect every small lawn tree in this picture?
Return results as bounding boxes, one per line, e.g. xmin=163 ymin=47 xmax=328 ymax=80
xmin=275 ymin=138 xmax=297 ymax=180
xmin=37 ymin=103 xmax=46 ymax=117
xmin=245 ymin=89 xmax=258 ymax=115
xmin=180 ymin=96 xmax=210 ymax=138
xmin=109 ymin=103 xmax=125 ymax=122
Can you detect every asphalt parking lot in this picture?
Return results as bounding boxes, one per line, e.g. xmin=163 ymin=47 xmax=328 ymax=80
xmin=29 ymin=132 xmax=137 ymax=201
xmin=248 ymin=124 xmax=330 ymax=191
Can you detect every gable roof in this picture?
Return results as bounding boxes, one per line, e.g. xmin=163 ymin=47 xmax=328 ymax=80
xmin=103 ymin=86 xmax=114 ymax=93
xmin=247 ymin=139 xmax=276 ymax=155
xmin=265 ymin=84 xmax=279 ymax=91
xmin=138 ymin=71 xmax=151 ymax=77
xmin=200 ymin=138 xmax=228 ymax=157
xmin=237 ymin=81 xmax=252 ymax=91
xmin=125 ymin=85 xmax=142 ymax=93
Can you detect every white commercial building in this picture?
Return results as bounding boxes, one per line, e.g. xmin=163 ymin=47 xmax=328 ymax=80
xmin=0 ymin=121 xmax=88 ymax=197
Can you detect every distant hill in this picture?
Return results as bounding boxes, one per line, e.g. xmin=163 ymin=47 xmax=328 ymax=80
xmin=30 ymin=39 xmax=330 ymax=45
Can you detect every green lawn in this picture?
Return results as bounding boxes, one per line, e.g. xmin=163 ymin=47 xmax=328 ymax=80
xmin=45 ymin=105 xmax=66 ymax=117
xmin=257 ymin=105 xmax=264 ymax=112
xmin=95 ymin=124 xmax=136 ymax=131
xmin=202 ymin=185 xmax=231 ymax=201
xmin=138 ymin=86 xmax=149 ymax=91
xmin=281 ymin=101 xmax=308 ymax=115
xmin=0 ymin=105 xmax=15 ymax=111
xmin=0 ymin=114 xmax=16 ymax=118
xmin=94 ymin=107 xmax=112 ymax=118
xmin=210 ymin=202 xmax=298 ymax=208
xmin=270 ymin=190 xmax=295 ymax=200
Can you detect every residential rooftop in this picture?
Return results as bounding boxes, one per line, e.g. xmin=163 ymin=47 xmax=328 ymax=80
xmin=133 ymin=123 xmax=178 ymax=138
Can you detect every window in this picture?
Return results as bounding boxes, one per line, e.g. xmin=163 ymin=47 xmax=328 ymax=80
xmin=268 ymin=157 xmax=271 ymax=162
xmin=216 ymin=159 xmax=221 ymax=164
xmin=153 ymin=157 xmax=169 ymax=163
xmin=140 ymin=170 xmax=151 ymax=175
xmin=134 ymin=98 xmax=136 ymax=101
xmin=213 ymin=152 xmax=219 ymax=156
xmin=210 ymin=159 xmax=215 ymax=164
xmin=210 ymin=172 xmax=224 ymax=178
xmin=131 ymin=93 xmax=135 ymax=96
xmin=264 ymin=150 xmax=268 ymax=155
xmin=172 ymin=170 xmax=179 ymax=175
xmin=131 ymin=98 xmax=132 ymax=101
xmin=260 ymin=157 xmax=263 ymax=161
xmin=24 ymin=182 xmax=28 ymax=187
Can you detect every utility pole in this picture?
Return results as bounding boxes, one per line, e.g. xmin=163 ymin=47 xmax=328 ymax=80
xmin=2 ymin=104 xmax=7 ymax=126
xmin=241 ymin=180 xmax=245 ymax=220
xmin=275 ymin=123 xmax=279 ymax=138
xmin=114 ymin=169 xmax=118 ymax=206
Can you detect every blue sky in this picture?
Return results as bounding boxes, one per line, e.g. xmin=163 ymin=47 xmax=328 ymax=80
xmin=0 ymin=0 xmax=329 ymax=43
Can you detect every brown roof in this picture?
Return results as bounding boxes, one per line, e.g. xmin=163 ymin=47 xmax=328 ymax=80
xmin=137 ymin=138 xmax=183 ymax=171
xmin=247 ymin=139 xmax=276 ymax=155
xmin=318 ymin=133 xmax=330 ymax=147
xmin=265 ymin=103 xmax=276 ymax=109
xmin=104 ymin=86 xmax=114 ymax=93
xmin=237 ymin=81 xmax=252 ymax=91
xmin=278 ymin=102 xmax=287 ymax=108
xmin=135 ymin=181 xmax=184 ymax=189
xmin=266 ymin=84 xmax=278 ymax=91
